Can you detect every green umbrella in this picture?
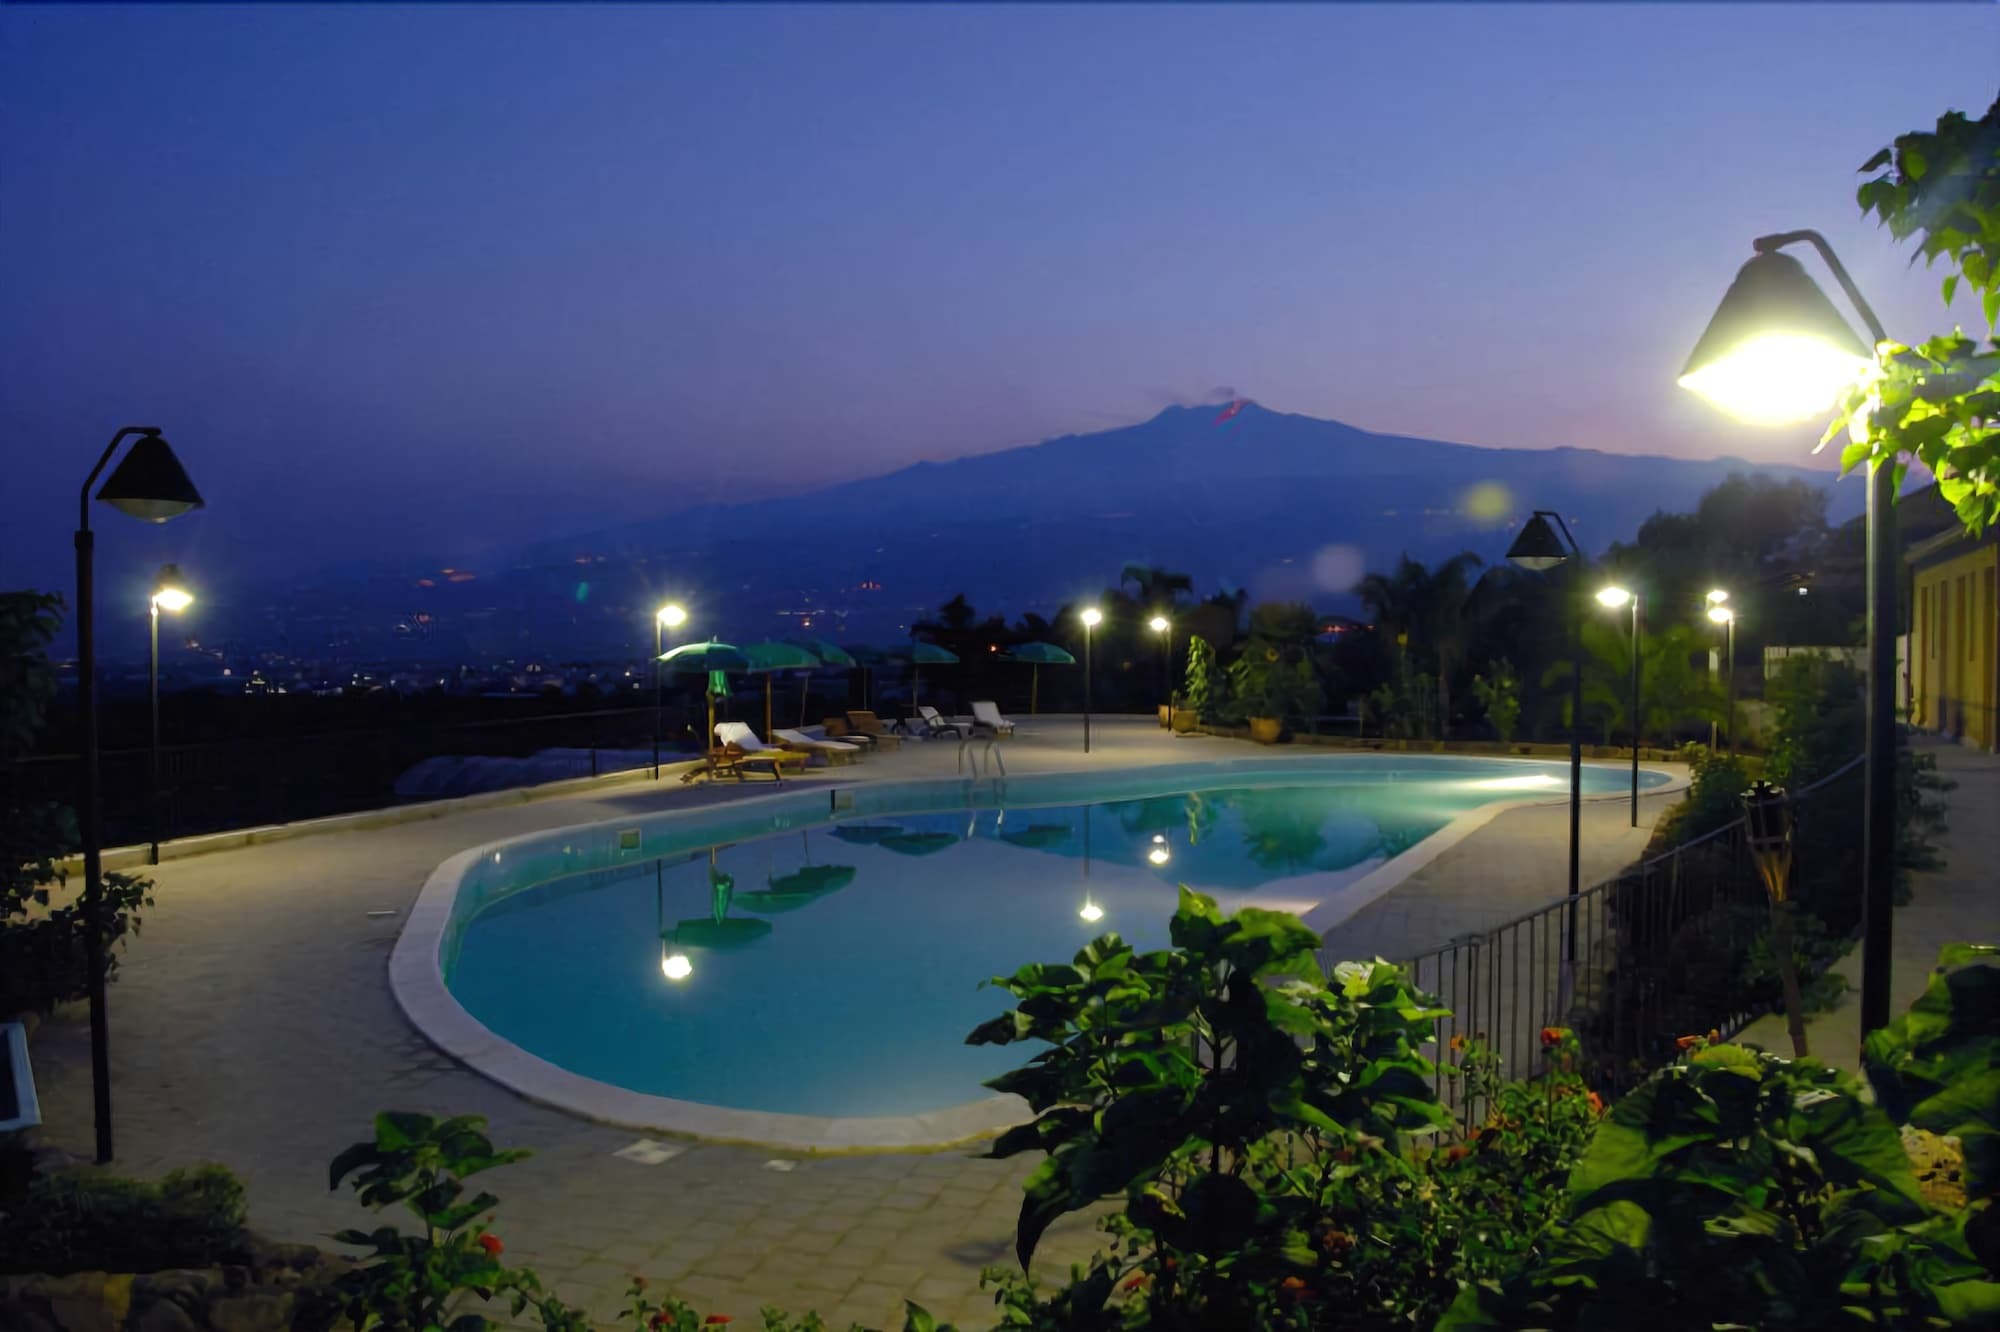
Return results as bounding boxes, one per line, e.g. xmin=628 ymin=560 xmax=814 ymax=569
xmin=737 ymin=864 xmax=857 ymax=914
xmin=742 ymin=641 xmax=821 ymax=739
xmin=831 ymin=824 xmax=903 ymax=846
xmin=880 ymin=831 xmax=959 ymax=857
xmin=1004 ymin=641 xmax=1076 ymax=715
xmin=659 ymin=640 xmax=750 ymax=770
xmin=791 ymin=638 xmax=857 ymax=668
xmin=664 ymin=864 xmax=773 ymax=950
xmin=1000 ymin=823 xmax=1074 ymax=849
xmin=906 ymin=640 xmax=960 ymax=709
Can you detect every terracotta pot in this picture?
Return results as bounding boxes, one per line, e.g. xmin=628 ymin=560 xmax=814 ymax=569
xmin=1158 ymin=705 xmax=1172 ymax=726
xmin=1248 ymin=716 xmax=1282 ymax=745
xmin=1170 ymin=708 xmax=1199 ymax=734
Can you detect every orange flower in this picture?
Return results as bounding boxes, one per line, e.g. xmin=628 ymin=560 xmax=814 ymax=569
xmin=476 ymin=1234 xmax=503 ymax=1256
xmin=1443 ymin=1144 xmax=1471 ymax=1165
xmin=1588 ymin=1091 xmax=1606 ymax=1116
xmin=1280 ymin=1276 xmax=1313 ymax=1300
xmin=1122 ymin=1273 xmax=1151 ymax=1292
xmin=1708 ymin=1028 xmax=1721 ymax=1043
xmin=704 ymin=1318 xmax=732 ymax=1327
xmin=1540 ymin=1027 xmax=1566 ymax=1048
xmin=1448 ymin=1034 xmax=1468 ymax=1053
xmin=1676 ymin=1034 xmax=1703 ymax=1051
xmin=1320 ymin=1228 xmax=1354 ymax=1257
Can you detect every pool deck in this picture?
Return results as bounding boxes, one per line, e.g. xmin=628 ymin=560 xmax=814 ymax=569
xmin=24 ymin=716 xmax=1682 ymax=1329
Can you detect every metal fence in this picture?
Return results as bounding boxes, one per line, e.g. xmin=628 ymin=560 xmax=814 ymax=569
xmin=4 ymin=704 xmax=698 ymax=851
xmin=1337 ymin=756 xmax=1866 ymax=1118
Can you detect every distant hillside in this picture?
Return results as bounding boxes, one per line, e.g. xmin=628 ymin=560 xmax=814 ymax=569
xmin=222 ymin=403 xmax=1863 ymax=659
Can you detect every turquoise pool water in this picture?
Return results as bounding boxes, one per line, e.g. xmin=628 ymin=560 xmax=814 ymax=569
xmin=445 ymin=757 xmax=1666 ymax=1118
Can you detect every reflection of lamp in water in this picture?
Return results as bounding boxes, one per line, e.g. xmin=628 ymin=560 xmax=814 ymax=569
xmin=655 ymin=862 xmax=692 ymax=981
xmin=1078 ymin=805 xmax=1102 ymax=920
xmin=1148 ymin=831 xmax=1171 ymax=866
xmin=661 ymin=947 xmax=693 ymax=981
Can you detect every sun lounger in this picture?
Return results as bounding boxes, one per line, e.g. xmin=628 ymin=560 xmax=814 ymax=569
xmin=680 ymin=723 xmax=809 ymax=783
xmin=844 ymin=711 xmax=905 ymax=749
xmin=914 ymin=705 xmax=965 ymax=738
xmin=970 ymin=701 xmax=1015 ymax=737
xmin=774 ymin=727 xmax=862 ymax=765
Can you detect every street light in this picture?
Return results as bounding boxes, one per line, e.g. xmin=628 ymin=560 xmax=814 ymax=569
xmin=1506 ymin=510 xmax=1584 ymax=958
xmin=1148 ymin=614 xmax=1172 ymax=728
xmin=1708 ymin=605 xmax=1737 ymax=752
xmin=1080 ymin=607 xmax=1102 ymax=753
xmin=77 ymin=426 xmax=204 ymax=1163
xmin=148 ymin=565 xmax=193 ymax=865
xmin=1596 ymin=585 xmax=1641 ymax=828
xmin=1681 ymin=229 xmax=1895 ymax=1042
xmin=653 ymin=603 xmax=687 ymax=778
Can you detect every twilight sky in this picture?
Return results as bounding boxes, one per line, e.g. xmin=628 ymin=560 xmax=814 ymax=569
xmin=3 ymin=4 xmax=1996 ymax=598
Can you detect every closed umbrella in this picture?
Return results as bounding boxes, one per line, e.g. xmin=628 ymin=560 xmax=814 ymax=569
xmin=742 ymin=641 xmax=821 ymax=740
xmin=906 ymin=640 xmax=959 ymax=710
xmin=1003 ymin=641 xmax=1076 ymax=715
xmin=659 ymin=640 xmax=750 ymax=776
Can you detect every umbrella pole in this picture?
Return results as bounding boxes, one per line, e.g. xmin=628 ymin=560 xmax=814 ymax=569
xmin=705 ymin=695 xmax=717 ymax=780
xmin=800 ymin=675 xmax=810 ymax=728
xmin=1032 ymin=664 xmax=1039 ymax=716
xmin=765 ymin=676 xmax=774 ymax=742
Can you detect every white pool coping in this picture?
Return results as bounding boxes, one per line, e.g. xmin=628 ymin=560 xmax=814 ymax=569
xmin=390 ymin=754 xmax=1685 ymax=1152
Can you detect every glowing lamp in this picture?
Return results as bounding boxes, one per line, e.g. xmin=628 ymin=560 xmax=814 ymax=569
xmin=1708 ymin=605 xmax=1735 ymax=625
xmin=1080 ymin=608 xmax=1102 ymax=628
xmin=657 ymin=603 xmax=688 ymax=628
xmin=1147 ymin=847 xmax=1170 ymax=866
xmin=1705 ymin=589 xmax=1730 ymax=606
xmin=1078 ymin=902 xmax=1104 ymax=923
xmin=661 ymin=952 xmax=693 ymax=981
xmin=1596 ymin=586 xmax=1633 ymax=610
xmin=152 ymin=565 xmax=194 ymax=614
xmin=1148 ymin=616 xmax=1169 ymax=633
xmin=1678 ymin=251 xmax=1871 ymax=425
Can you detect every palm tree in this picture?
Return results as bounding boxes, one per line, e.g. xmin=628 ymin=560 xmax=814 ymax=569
xmin=1356 ymin=552 xmax=1485 ymax=732
xmin=1542 ymin=620 xmax=1726 ymax=744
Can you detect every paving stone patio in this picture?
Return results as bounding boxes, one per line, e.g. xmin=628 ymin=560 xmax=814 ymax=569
xmin=26 ymin=718 xmax=1677 ymax=1329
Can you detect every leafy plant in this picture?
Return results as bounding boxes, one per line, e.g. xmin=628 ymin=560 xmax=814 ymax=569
xmin=1180 ymin=635 xmax=1218 ymax=720
xmin=0 ymin=1162 xmax=248 ymax=1275
xmin=1864 ymin=943 xmax=2000 ymax=1202
xmin=1471 ymin=660 xmax=1522 ymax=745
xmin=1832 ymin=96 xmax=2000 ymax=535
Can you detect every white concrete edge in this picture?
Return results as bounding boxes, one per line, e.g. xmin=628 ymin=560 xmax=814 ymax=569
xmin=393 ymin=753 xmax=1688 ymax=1151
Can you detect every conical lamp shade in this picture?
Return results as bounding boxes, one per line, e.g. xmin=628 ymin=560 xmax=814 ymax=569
xmin=1506 ymin=513 xmax=1568 ymax=572
xmin=1678 ymin=251 xmax=1872 ymax=426
xmin=96 ymin=434 xmax=205 ymax=523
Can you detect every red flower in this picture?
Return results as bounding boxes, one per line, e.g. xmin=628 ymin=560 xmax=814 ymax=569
xmin=704 ymin=1317 xmax=732 ymax=1326
xmin=1588 ymin=1091 xmax=1606 ymax=1116
xmin=1280 ymin=1276 xmax=1314 ymax=1300
xmin=1161 ymin=1257 xmax=1177 ymax=1273
xmin=650 ymin=1316 xmax=670 ymax=1330
xmin=1448 ymin=1034 xmax=1468 ymax=1053
xmin=1540 ymin=1027 xmax=1566 ymax=1048
xmin=1332 ymin=1146 xmax=1355 ymax=1164
xmin=1443 ymin=1144 xmax=1471 ymax=1165
xmin=476 ymin=1234 xmax=503 ymax=1256
xmin=1676 ymin=1034 xmax=1703 ymax=1051
xmin=1320 ymin=1228 xmax=1354 ymax=1257
xmin=1122 ymin=1273 xmax=1151 ymax=1292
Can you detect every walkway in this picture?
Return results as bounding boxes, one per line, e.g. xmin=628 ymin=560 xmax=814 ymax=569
xmin=25 ymin=718 xmax=1672 ymax=1330
xmin=1738 ymin=739 xmax=2000 ymax=1070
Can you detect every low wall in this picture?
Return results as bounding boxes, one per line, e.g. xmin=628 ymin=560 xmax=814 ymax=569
xmin=1198 ymin=726 xmax=1683 ymax=765
xmin=0 ymin=1240 xmax=345 ymax=1332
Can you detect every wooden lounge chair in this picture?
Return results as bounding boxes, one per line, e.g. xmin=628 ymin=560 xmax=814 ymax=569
xmin=774 ymin=727 xmax=862 ymax=765
xmin=844 ymin=711 xmax=904 ymax=749
xmin=971 ymin=701 xmax=1016 ymax=737
xmin=682 ymin=723 xmax=809 ymax=783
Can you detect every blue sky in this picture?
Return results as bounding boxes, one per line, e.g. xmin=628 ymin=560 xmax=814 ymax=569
xmin=3 ymin=4 xmax=1995 ymax=593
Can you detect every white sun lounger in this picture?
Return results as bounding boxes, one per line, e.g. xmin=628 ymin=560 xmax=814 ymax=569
xmin=774 ymin=727 xmax=863 ymax=764
xmin=970 ymin=701 xmax=1015 ymax=736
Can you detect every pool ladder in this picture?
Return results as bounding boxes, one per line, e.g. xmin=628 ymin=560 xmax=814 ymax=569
xmin=957 ymin=734 xmax=1007 ymax=797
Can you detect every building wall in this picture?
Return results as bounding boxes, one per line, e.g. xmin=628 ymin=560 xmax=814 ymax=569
xmin=1911 ymin=543 xmax=1999 ymax=751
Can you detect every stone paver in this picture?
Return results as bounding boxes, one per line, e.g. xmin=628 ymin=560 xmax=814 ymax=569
xmin=25 ymin=718 xmax=1671 ymax=1329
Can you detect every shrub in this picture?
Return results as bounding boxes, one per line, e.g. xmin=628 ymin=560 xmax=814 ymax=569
xmin=0 ymin=1162 xmax=248 ymax=1275
xmin=1471 ymin=661 xmax=1522 ymax=746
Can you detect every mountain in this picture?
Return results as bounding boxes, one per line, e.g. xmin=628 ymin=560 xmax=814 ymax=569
xmin=216 ymin=403 xmax=1864 ymax=660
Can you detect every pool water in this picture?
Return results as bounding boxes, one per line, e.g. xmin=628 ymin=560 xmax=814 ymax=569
xmin=446 ymin=759 xmax=1662 ymax=1118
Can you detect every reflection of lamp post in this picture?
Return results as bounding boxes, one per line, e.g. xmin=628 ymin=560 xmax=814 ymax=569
xmin=1080 ymin=607 xmax=1102 ymax=753
xmin=1507 ymin=510 xmax=1583 ymax=956
xmin=1079 ymin=806 xmax=1102 ymax=920
xmin=1743 ymin=779 xmax=1805 ymax=1056
xmin=1596 ymin=585 xmax=1641 ymax=828
xmin=1708 ymin=604 xmax=1737 ymax=752
xmin=1148 ymin=615 xmax=1171 ymax=728
xmin=148 ymin=565 xmax=193 ymax=865
xmin=655 ymin=861 xmax=692 ymax=980
xmin=1680 ymin=229 xmax=1894 ymax=1040
xmin=78 ymin=426 xmax=205 ymax=1163
xmin=653 ymin=603 xmax=686 ymax=778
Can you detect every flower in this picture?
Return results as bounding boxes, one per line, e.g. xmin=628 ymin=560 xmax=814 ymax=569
xmin=1332 ymin=1146 xmax=1355 ymax=1163
xmin=1448 ymin=1034 xmax=1468 ymax=1053
xmin=704 ymin=1317 xmax=732 ymax=1326
xmin=1320 ymin=1228 xmax=1355 ymax=1257
xmin=1676 ymin=1034 xmax=1703 ymax=1051
xmin=1588 ymin=1091 xmax=1606 ymax=1116
xmin=1540 ymin=1026 xmax=1567 ymax=1048
xmin=1709 ymin=1028 xmax=1721 ymax=1043
xmin=1122 ymin=1273 xmax=1151 ymax=1292
xmin=1443 ymin=1144 xmax=1471 ymax=1165
xmin=650 ymin=1316 xmax=670 ymax=1330
xmin=1280 ymin=1276 xmax=1313 ymax=1300
xmin=476 ymin=1234 xmax=503 ymax=1256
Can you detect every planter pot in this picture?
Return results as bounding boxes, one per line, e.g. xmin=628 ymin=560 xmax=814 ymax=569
xmin=1170 ymin=708 xmax=1199 ymax=734
xmin=1248 ymin=717 xmax=1282 ymax=745
xmin=1158 ymin=705 xmax=1171 ymax=726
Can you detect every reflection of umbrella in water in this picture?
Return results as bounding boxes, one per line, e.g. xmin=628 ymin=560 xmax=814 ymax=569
xmin=1002 ymin=642 xmax=1075 ymax=715
xmin=741 ymin=641 xmax=821 ymax=741
xmin=879 ymin=831 xmax=959 ymax=857
xmin=999 ymin=823 xmax=1074 ymax=850
xmin=665 ymin=858 xmax=773 ymax=950
xmin=831 ymin=824 xmax=904 ymax=846
xmin=737 ymin=864 xmax=857 ymax=914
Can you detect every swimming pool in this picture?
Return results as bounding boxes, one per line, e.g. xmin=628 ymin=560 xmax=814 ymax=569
xmin=396 ymin=754 xmax=1674 ymax=1147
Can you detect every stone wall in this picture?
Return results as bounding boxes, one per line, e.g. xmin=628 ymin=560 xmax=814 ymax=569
xmin=0 ymin=1238 xmax=347 ymax=1332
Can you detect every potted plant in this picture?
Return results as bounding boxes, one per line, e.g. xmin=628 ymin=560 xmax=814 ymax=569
xmin=1175 ymin=636 xmax=1216 ymax=733
xmin=1230 ymin=645 xmax=1287 ymax=743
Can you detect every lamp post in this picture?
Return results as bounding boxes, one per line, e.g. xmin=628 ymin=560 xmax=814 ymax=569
xmin=1708 ymin=601 xmax=1737 ymax=752
xmin=77 ymin=426 xmax=205 ymax=1163
xmin=1506 ymin=509 xmax=1584 ymax=959
xmin=1680 ymin=229 xmax=1895 ymax=1040
xmin=1080 ymin=607 xmax=1102 ymax=753
xmin=1148 ymin=614 xmax=1171 ymax=728
xmin=148 ymin=565 xmax=193 ymax=865
xmin=653 ymin=603 xmax=687 ymax=779
xmin=1596 ymin=585 xmax=1641 ymax=828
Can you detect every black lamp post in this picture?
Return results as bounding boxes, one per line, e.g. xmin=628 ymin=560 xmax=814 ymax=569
xmin=1507 ymin=509 xmax=1584 ymax=959
xmin=77 ymin=426 xmax=205 ymax=1163
xmin=148 ymin=564 xmax=193 ymax=865
xmin=1680 ymin=230 xmax=1896 ymax=1041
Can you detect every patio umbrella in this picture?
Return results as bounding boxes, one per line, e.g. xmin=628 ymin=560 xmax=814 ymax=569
xmin=999 ymin=823 xmax=1074 ymax=849
xmin=830 ymin=823 xmax=903 ymax=846
xmin=905 ymin=640 xmax=959 ymax=710
xmin=1004 ymin=641 xmax=1076 ymax=715
xmin=742 ymin=641 xmax=821 ymax=740
xmin=663 ymin=860 xmax=773 ymax=951
xmin=789 ymin=638 xmax=858 ymax=725
xmin=737 ymin=864 xmax=857 ymax=914
xmin=880 ymin=831 xmax=959 ymax=857
xmin=659 ymin=640 xmax=750 ymax=772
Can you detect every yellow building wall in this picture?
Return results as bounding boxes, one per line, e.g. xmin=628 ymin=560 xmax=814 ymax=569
xmin=1911 ymin=544 xmax=1999 ymax=751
